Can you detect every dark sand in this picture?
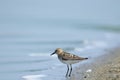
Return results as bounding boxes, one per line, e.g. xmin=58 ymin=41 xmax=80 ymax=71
xmin=70 ymin=47 xmax=120 ymax=80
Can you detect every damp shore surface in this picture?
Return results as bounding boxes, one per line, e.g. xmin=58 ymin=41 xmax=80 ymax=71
xmin=70 ymin=47 xmax=120 ymax=80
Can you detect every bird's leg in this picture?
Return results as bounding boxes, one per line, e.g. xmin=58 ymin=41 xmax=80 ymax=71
xmin=69 ymin=64 xmax=72 ymax=77
xmin=66 ymin=64 xmax=69 ymax=77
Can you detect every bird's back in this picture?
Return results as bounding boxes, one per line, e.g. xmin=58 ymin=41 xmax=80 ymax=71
xmin=59 ymin=51 xmax=88 ymax=60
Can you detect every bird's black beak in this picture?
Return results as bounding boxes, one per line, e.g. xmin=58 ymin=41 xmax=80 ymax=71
xmin=51 ymin=52 xmax=56 ymax=56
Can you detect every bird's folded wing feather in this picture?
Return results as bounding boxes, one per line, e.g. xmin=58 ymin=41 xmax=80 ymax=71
xmin=62 ymin=52 xmax=85 ymax=60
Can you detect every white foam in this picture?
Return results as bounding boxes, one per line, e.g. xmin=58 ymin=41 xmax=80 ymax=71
xmin=75 ymin=40 xmax=107 ymax=52
xmin=22 ymin=74 xmax=46 ymax=80
xmin=75 ymin=45 xmax=95 ymax=52
xmin=86 ymin=69 xmax=92 ymax=73
xmin=74 ymin=48 xmax=84 ymax=52
xmin=91 ymin=41 xmax=107 ymax=48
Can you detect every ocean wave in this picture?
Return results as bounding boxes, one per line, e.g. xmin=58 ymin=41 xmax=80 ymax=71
xmin=76 ymin=25 xmax=120 ymax=32
xmin=0 ymin=59 xmax=49 ymax=65
xmin=28 ymin=53 xmax=57 ymax=58
xmin=95 ymin=26 xmax=120 ymax=32
xmin=10 ymin=40 xmax=83 ymax=45
xmin=29 ymin=53 xmax=50 ymax=57
xmin=75 ymin=40 xmax=107 ymax=52
xmin=22 ymin=74 xmax=46 ymax=80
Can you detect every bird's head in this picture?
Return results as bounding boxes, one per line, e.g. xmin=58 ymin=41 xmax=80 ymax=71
xmin=51 ymin=48 xmax=63 ymax=56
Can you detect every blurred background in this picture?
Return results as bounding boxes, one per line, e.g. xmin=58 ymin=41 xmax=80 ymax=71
xmin=0 ymin=0 xmax=120 ymax=80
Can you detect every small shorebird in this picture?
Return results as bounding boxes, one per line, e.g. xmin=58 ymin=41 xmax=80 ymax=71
xmin=51 ymin=48 xmax=88 ymax=77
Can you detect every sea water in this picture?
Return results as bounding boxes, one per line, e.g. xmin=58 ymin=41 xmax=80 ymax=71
xmin=0 ymin=19 xmax=120 ymax=80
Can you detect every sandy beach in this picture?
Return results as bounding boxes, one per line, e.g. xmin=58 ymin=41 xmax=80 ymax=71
xmin=70 ymin=47 xmax=120 ymax=80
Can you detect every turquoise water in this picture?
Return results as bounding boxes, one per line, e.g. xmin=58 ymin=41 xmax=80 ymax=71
xmin=0 ymin=18 xmax=120 ymax=80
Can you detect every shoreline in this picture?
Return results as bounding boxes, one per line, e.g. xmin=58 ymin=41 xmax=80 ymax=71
xmin=70 ymin=47 xmax=120 ymax=80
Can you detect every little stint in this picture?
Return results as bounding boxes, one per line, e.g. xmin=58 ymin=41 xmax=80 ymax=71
xmin=51 ymin=48 xmax=88 ymax=77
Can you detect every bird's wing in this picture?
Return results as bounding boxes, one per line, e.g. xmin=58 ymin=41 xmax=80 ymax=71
xmin=62 ymin=52 xmax=86 ymax=60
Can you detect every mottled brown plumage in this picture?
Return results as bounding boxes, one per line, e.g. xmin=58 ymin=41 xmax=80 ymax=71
xmin=59 ymin=51 xmax=88 ymax=60
xmin=51 ymin=48 xmax=88 ymax=77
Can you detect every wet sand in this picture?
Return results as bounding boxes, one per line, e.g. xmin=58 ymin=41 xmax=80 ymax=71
xmin=70 ymin=47 xmax=120 ymax=80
